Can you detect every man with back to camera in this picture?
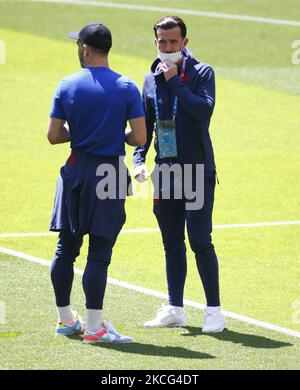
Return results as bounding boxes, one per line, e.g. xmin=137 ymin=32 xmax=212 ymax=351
xmin=47 ymin=23 xmax=146 ymax=343
xmin=133 ymin=16 xmax=225 ymax=332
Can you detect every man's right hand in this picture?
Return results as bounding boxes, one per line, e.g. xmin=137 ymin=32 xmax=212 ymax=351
xmin=134 ymin=164 xmax=150 ymax=183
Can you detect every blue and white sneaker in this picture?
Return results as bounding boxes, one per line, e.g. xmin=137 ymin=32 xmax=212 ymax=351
xmin=55 ymin=311 xmax=85 ymax=337
xmin=83 ymin=320 xmax=133 ymax=344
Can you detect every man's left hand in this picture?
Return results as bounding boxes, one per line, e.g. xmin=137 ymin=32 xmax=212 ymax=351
xmin=160 ymin=60 xmax=178 ymax=81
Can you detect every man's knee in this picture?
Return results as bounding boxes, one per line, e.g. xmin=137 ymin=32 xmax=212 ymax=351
xmin=189 ymin=233 xmax=213 ymax=255
xmin=54 ymin=231 xmax=83 ymax=262
xmin=87 ymin=235 xmax=113 ymax=267
xmin=163 ymin=237 xmax=186 ymax=255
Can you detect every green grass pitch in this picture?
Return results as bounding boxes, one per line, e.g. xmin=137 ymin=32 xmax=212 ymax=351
xmin=0 ymin=0 xmax=300 ymax=370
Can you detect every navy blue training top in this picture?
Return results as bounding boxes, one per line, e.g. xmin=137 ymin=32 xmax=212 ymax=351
xmin=50 ymin=67 xmax=144 ymax=156
xmin=133 ymin=50 xmax=216 ymax=170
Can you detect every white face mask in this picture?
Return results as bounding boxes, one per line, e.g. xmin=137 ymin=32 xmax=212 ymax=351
xmin=157 ymin=49 xmax=183 ymax=63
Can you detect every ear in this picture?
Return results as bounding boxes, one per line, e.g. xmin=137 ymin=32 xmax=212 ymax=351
xmin=183 ymin=37 xmax=189 ymax=47
xmin=82 ymin=43 xmax=89 ymax=57
xmin=154 ymin=38 xmax=158 ymax=47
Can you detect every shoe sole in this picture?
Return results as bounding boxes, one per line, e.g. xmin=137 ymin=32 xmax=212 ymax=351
xmin=55 ymin=329 xmax=85 ymax=337
xmin=55 ymin=332 xmax=84 ymax=337
xmin=202 ymin=325 xmax=225 ymax=333
xmin=83 ymin=338 xmax=133 ymax=344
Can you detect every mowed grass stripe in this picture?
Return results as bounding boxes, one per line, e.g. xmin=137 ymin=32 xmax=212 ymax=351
xmin=27 ymin=0 xmax=300 ymax=27
xmin=1 ymin=245 xmax=300 ymax=340
xmin=1 ymin=220 xmax=300 ymax=237
xmin=1 ymin=253 xmax=300 ymax=370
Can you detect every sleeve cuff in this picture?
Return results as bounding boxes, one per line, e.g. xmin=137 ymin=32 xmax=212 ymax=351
xmin=49 ymin=114 xmax=66 ymax=120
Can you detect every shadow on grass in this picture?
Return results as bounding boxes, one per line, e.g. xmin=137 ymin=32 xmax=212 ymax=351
xmin=88 ymin=341 xmax=215 ymax=360
xmin=181 ymin=327 xmax=293 ymax=349
xmin=67 ymin=334 xmax=85 ymax=341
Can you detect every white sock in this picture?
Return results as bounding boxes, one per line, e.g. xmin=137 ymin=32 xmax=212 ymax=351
xmin=86 ymin=309 xmax=102 ymax=332
xmin=206 ymin=306 xmax=221 ymax=313
xmin=56 ymin=306 xmax=74 ymax=324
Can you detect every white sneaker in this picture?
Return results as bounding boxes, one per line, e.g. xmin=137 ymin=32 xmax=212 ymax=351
xmin=144 ymin=304 xmax=186 ymax=327
xmin=202 ymin=306 xmax=225 ymax=333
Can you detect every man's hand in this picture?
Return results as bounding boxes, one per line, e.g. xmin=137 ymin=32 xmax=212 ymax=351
xmin=134 ymin=164 xmax=150 ymax=183
xmin=160 ymin=60 xmax=178 ymax=81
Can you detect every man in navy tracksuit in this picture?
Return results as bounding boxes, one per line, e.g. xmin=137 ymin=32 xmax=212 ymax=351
xmin=133 ymin=16 xmax=225 ymax=332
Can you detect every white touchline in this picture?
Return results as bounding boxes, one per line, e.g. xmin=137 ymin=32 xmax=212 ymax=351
xmin=0 ymin=220 xmax=300 ymax=238
xmin=1 ymin=245 xmax=300 ymax=339
xmin=25 ymin=0 xmax=300 ymax=27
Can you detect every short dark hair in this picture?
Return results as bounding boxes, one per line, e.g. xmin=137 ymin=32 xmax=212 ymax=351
xmin=69 ymin=23 xmax=112 ymax=54
xmin=154 ymin=16 xmax=187 ymax=38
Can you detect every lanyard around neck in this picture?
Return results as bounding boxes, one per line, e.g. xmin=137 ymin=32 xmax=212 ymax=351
xmin=153 ymin=56 xmax=186 ymax=121
xmin=153 ymin=89 xmax=178 ymax=120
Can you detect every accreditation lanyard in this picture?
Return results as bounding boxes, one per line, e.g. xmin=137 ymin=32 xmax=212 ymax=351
xmin=153 ymin=90 xmax=178 ymax=121
xmin=153 ymin=56 xmax=186 ymax=121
